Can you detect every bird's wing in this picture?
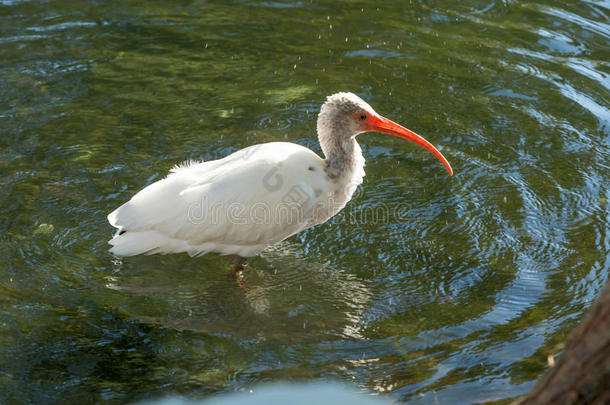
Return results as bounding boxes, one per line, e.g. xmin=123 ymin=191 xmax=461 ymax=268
xmin=108 ymin=142 xmax=329 ymax=256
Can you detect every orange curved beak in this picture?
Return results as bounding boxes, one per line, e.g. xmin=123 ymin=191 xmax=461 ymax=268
xmin=364 ymin=114 xmax=453 ymax=176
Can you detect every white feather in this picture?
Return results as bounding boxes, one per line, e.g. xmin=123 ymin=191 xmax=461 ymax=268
xmin=108 ymin=142 xmax=335 ymax=257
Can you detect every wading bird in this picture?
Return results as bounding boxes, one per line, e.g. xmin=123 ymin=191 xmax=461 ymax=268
xmin=108 ymin=92 xmax=452 ymax=258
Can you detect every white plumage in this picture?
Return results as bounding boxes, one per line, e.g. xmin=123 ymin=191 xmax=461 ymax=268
xmin=108 ymin=143 xmax=340 ymax=257
xmin=108 ymin=92 xmax=452 ymax=258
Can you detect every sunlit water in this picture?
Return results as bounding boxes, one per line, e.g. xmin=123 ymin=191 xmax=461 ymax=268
xmin=1 ymin=0 xmax=608 ymax=403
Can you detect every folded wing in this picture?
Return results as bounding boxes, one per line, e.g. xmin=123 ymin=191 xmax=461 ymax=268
xmin=108 ymin=142 xmax=329 ymax=257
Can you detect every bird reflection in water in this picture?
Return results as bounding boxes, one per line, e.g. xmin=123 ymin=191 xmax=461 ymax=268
xmin=106 ymin=241 xmax=371 ymax=342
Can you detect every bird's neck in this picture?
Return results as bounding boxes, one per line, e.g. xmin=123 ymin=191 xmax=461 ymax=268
xmin=320 ymin=135 xmax=366 ymax=202
xmin=323 ymin=137 xmax=361 ymax=177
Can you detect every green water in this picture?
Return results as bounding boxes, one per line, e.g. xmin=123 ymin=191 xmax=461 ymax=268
xmin=1 ymin=0 xmax=609 ymax=403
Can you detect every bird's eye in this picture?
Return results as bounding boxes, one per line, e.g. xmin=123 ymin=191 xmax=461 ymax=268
xmin=359 ymin=114 xmax=366 ymax=120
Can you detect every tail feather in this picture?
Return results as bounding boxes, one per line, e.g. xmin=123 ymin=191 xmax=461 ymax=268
xmin=107 ymin=229 xmax=265 ymax=257
xmin=109 ymin=230 xmax=170 ymax=257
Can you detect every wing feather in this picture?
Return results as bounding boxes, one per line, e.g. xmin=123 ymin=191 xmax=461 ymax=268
xmin=108 ymin=142 xmax=329 ymax=257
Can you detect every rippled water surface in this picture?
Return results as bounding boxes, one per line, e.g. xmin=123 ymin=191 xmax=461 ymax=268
xmin=1 ymin=0 xmax=609 ymax=403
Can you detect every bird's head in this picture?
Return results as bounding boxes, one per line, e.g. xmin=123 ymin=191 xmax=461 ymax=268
xmin=317 ymin=92 xmax=453 ymax=176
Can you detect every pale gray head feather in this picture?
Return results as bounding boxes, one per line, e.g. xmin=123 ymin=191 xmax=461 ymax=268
xmin=316 ymin=92 xmax=376 ymax=160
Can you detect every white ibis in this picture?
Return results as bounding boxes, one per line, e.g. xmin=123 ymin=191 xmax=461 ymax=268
xmin=108 ymin=92 xmax=452 ymax=257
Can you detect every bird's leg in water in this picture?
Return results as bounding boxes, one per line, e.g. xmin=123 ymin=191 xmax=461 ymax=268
xmin=225 ymin=255 xmax=247 ymax=273
xmin=225 ymin=255 xmax=248 ymax=288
